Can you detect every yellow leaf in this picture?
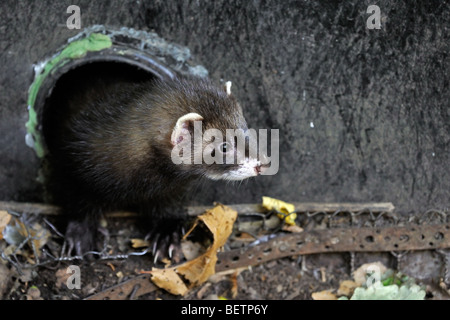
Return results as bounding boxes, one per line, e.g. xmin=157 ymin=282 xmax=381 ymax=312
xmin=262 ymin=196 xmax=297 ymax=226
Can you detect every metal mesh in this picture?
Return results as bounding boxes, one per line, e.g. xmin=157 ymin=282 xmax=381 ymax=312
xmin=1 ymin=206 xmax=449 ymax=285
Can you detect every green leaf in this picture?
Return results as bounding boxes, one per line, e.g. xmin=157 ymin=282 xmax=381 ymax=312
xmin=349 ymin=282 xmax=425 ymax=300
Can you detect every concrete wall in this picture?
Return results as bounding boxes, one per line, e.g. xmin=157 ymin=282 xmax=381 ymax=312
xmin=0 ymin=0 xmax=448 ymax=213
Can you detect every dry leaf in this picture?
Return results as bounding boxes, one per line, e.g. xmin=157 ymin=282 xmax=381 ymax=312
xmin=130 ymin=238 xmax=150 ymax=248
xmin=26 ymin=286 xmax=43 ymax=300
xmin=0 ymin=210 xmax=11 ymax=240
xmin=353 ymin=262 xmax=387 ymax=286
xmin=311 ymin=290 xmax=338 ymax=300
xmin=234 ymin=232 xmax=256 ymax=241
xmin=20 ymin=221 xmax=50 ymax=254
xmin=55 ymin=268 xmax=71 ymax=289
xmin=262 ymin=196 xmax=297 ymax=226
xmin=2 ymin=216 xmax=50 ymax=256
xmin=337 ymin=280 xmax=359 ymax=297
xmin=196 ymin=283 xmax=211 ymax=299
xmin=116 ymin=271 xmax=124 ymax=282
xmin=320 ymin=267 xmax=327 ymax=282
xmin=150 ymin=267 xmax=189 ymax=296
xmin=147 ymin=204 xmax=237 ymax=295
xmin=181 ymin=240 xmax=204 ymax=261
xmin=282 ymin=224 xmax=304 ymax=233
xmin=106 ymin=262 xmax=116 ymax=271
xmin=230 ymin=271 xmax=239 ymax=298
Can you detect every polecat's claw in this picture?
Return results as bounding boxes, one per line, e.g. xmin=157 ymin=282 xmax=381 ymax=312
xmin=146 ymin=222 xmax=184 ymax=264
xmin=168 ymin=244 xmax=174 ymax=259
xmin=151 ymin=233 xmax=160 ymax=256
xmin=64 ymin=237 xmax=74 ymax=257
xmin=63 ymin=236 xmax=90 ymax=258
xmin=153 ymin=250 xmax=160 ymax=264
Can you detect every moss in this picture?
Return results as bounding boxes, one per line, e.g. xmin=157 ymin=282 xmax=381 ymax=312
xmin=26 ymin=33 xmax=112 ymax=158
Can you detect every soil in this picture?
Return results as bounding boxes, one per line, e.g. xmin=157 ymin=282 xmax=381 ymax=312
xmin=1 ymin=210 xmax=449 ymax=301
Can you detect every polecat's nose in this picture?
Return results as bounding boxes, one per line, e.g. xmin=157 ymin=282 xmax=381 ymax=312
xmin=255 ymin=165 xmax=269 ymax=175
xmin=255 ymin=164 xmax=270 ymax=175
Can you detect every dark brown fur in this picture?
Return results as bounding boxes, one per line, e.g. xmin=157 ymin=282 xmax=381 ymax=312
xmin=44 ymin=73 xmax=250 ymax=256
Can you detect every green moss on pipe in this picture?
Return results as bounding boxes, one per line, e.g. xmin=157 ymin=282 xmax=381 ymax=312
xmin=26 ymin=33 xmax=112 ymax=158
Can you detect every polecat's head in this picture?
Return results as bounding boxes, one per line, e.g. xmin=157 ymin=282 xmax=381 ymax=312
xmin=168 ymin=78 xmax=266 ymax=181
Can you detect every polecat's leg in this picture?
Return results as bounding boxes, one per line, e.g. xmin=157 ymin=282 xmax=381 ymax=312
xmin=62 ymin=202 xmax=103 ymax=258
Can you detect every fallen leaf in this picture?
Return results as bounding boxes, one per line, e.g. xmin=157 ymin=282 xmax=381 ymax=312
xmin=160 ymin=257 xmax=172 ymax=268
xmin=320 ymin=267 xmax=327 ymax=283
xmin=196 ymin=283 xmax=211 ymax=299
xmin=353 ymin=262 xmax=387 ymax=286
xmin=2 ymin=216 xmax=50 ymax=256
xmin=181 ymin=240 xmax=204 ymax=261
xmin=234 ymin=232 xmax=256 ymax=241
xmin=55 ymin=268 xmax=71 ymax=289
xmin=0 ymin=210 xmax=11 ymax=240
xmin=116 ymin=271 xmax=124 ymax=282
xmin=26 ymin=286 xmax=42 ymax=300
xmin=130 ymin=238 xmax=150 ymax=248
xmin=337 ymin=280 xmax=359 ymax=297
xmin=150 ymin=267 xmax=189 ymax=296
xmin=24 ymin=221 xmax=50 ymax=255
xmin=106 ymin=262 xmax=116 ymax=271
xmin=147 ymin=204 xmax=237 ymax=295
xmin=282 ymin=224 xmax=304 ymax=233
xmin=262 ymin=196 xmax=297 ymax=226
xmin=208 ymin=267 xmax=247 ymax=284
xmin=230 ymin=270 xmax=239 ymax=298
xmin=311 ymin=290 xmax=337 ymax=300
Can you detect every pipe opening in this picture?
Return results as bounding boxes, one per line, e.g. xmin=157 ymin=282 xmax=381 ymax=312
xmin=40 ymin=61 xmax=161 ymax=200
xmin=42 ymin=61 xmax=156 ymax=152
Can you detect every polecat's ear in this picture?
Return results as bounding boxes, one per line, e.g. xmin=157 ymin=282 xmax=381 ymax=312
xmin=171 ymin=112 xmax=204 ymax=146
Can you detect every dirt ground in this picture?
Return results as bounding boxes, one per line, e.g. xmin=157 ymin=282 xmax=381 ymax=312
xmin=1 ymin=208 xmax=449 ymax=301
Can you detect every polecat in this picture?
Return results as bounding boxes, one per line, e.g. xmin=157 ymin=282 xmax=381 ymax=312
xmin=44 ymin=69 xmax=263 ymax=258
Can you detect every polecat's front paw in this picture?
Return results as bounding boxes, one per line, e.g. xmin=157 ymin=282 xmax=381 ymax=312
xmin=145 ymin=219 xmax=187 ymax=264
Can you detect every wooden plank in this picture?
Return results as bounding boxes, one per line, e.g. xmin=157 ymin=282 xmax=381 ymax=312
xmin=0 ymin=200 xmax=395 ymax=217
